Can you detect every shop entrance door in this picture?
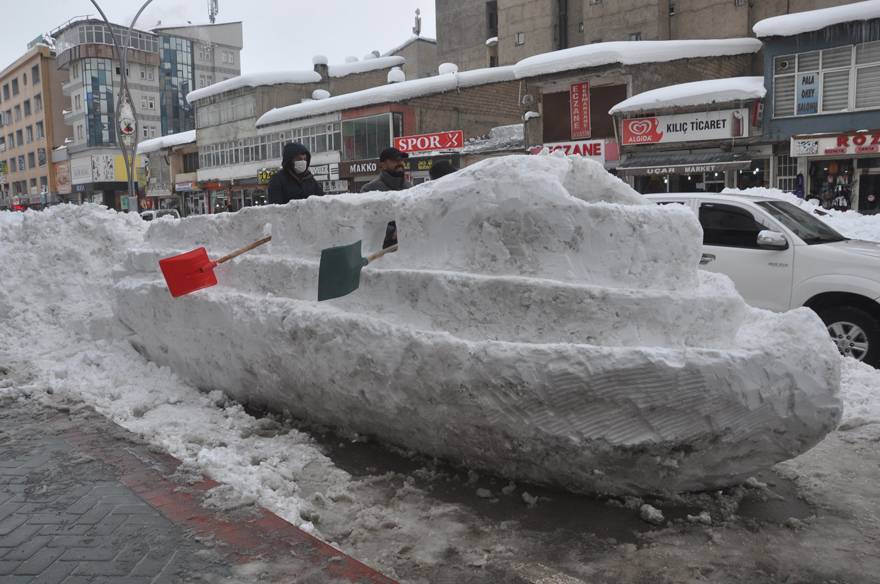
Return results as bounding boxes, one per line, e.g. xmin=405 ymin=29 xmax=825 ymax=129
xmin=858 ymin=172 xmax=880 ymax=214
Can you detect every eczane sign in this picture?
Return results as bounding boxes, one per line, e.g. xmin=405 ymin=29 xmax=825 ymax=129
xmin=395 ymin=130 xmax=464 ymax=153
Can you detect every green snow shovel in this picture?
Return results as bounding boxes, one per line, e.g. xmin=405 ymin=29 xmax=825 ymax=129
xmin=317 ymin=241 xmax=399 ymax=301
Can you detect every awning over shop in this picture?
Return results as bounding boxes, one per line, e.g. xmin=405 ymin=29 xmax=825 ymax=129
xmin=616 ymin=152 xmax=752 ymax=177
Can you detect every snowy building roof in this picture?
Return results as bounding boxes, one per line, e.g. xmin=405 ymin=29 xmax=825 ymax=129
xmin=512 ymin=39 xmax=762 ymax=79
xmin=328 ymin=56 xmax=405 ymax=78
xmin=461 ymin=124 xmax=524 ymax=154
xmin=753 ymin=0 xmax=880 ymax=38
xmin=609 ymin=77 xmax=767 ymax=114
xmin=382 ymin=35 xmax=437 ymax=57
xmin=136 ymin=130 xmax=197 ymax=154
xmin=186 ymin=57 xmax=405 ymax=103
xmin=257 ymin=66 xmax=516 ymax=127
xmin=187 ymin=72 xmax=322 ymax=103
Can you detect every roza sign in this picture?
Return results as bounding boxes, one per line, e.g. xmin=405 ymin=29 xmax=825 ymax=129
xmin=394 ymin=130 xmax=464 ymax=154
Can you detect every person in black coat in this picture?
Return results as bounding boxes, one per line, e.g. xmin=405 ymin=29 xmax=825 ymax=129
xmin=267 ymin=142 xmax=324 ymax=204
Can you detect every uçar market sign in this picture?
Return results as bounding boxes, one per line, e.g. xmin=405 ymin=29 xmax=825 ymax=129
xmin=622 ymin=109 xmax=748 ymax=145
xmin=790 ymin=131 xmax=880 ymax=157
xmin=394 ymin=130 xmax=464 ymax=154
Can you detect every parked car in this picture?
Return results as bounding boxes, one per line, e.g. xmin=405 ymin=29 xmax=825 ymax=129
xmin=140 ymin=209 xmax=180 ymax=221
xmin=645 ymin=192 xmax=880 ymax=367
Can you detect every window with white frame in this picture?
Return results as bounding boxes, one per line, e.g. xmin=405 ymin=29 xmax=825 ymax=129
xmin=776 ymin=154 xmax=798 ymax=192
xmin=773 ymin=40 xmax=880 ymax=118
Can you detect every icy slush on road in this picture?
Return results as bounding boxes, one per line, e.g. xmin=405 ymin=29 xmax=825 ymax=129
xmin=116 ymin=155 xmax=842 ymax=495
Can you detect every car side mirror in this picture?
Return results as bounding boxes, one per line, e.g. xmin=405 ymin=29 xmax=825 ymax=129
xmin=757 ymin=230 xmax=788 ymax=250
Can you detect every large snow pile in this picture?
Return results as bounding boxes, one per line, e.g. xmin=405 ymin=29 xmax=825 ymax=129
xmin=137 ymin=129 xmax=197 ymax=154
xmin=723 ymin=187 xmax=880 ymax=243
xmin=610 ymin=77 xmax=766 ymax=114
xmin=753 ymin=0 xmax=880 ymax=38
xmin=113 ymin=155 xmax=842 ymax=495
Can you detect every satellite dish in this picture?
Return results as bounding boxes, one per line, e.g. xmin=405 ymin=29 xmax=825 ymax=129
xmin=521 ymin=94 xmax=534 ymax=107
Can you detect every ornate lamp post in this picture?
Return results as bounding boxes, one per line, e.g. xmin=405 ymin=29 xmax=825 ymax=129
xmin=88 ymin=0 xmax=154 ymax=212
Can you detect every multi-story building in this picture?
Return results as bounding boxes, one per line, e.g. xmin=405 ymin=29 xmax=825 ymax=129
xmin=759 ymin=1 xmax=880 ymax=213
xmin=437 ymin=0 xmax=856 ymax=71
xmin=188 ymin=55 xmax=406 ymax=213
xmin=0 ymin=42 xmax=68 ymax=210
xmin=151 ymin=22 xmax=243 ymax=135
xmin=255 ymin=65 xmax=523 ymax=191
xmin=53 ymin=18 xmax=161 ymax=209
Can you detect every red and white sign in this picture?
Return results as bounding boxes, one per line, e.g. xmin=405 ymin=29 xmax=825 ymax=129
xmin=528 ymin=139 xmax=619 ymax=163
xmin=394 ymin=130 xmax=464 ymax=154
xmin=622 ymin=109 xmax=748 ymax=145
xmin=790 ymin=131 xmax=880 ymax=157
xmin=570 ymin=82 xmax=591 ymax=140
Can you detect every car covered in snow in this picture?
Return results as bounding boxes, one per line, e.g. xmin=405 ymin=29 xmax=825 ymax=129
xmin=140 ymin=209 xmax=180 ymax=222
xmin=645 ymin=192 xmax=880 ymax=367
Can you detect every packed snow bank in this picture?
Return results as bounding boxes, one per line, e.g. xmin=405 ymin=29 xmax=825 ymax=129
xmin=753 ymin=0 xmax=880 ymax=38
xmin=723 ymin=187 xmax=880 ymax=243
xmin=137 ymin=130 xmax=197 ymax=154
xmin=114 ymin=155 xmax=842 ymax=495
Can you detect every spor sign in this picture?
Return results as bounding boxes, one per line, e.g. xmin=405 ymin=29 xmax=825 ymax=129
xmin=394 ymin=130 xmax=464 ymax=154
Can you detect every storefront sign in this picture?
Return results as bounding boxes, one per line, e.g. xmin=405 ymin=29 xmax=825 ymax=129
xmin=616 ymin=160 xmax=752 ymax=177
xmin=321 ymin=179 xmax=349 ymax=194
xmin=394 ymin=131 xmax=464 ymax=153
xmin=796 ymin=72 xmax=819 ymax=115
xmin=406 ymin=156 xmax=458 ymax=172
xmin=310 ymin=163 xmax=340 ymax=181
xmin=570 ymin=82 xmax=591 ymax=140
xmin=528 ymin=140 xmax=612 ymax=162
xmin=257 ymin=168 xmax=278 ymax=185
xmin=622 ymin=109 xmax=748 ymax=145
xmin=790 ymin=131 xmax=880 ymax=157
xmin=341 ymin=160 xmax=380 ymax=177
xmin=54 ymin=161 xmax=71 ymax=195
xmin=175 ymin=182 xmax=195 ymax=192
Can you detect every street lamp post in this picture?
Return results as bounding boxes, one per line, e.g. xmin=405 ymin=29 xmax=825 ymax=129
xmin=88 ymin=0 xmax=155 ymax=212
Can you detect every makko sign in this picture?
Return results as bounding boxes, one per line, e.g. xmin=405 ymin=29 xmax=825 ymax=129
xmin=790 ymin=131 xmax=880 ymax=157
xmin=570 ymin=82 xmax=591 ymax=140
xmin=341 ymin=160 xmax=379 ymax=177
xmin=622 ymin=109 xmax=748 ymax=145
xmin=394 ymin=130 xmax=464 ymax=153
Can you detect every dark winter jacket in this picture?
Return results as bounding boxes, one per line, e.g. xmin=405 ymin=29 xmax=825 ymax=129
xmin=360 ymin=171 xmax=411 ymax=193
xmin=267 ymin=143 xmax=324 ymax=204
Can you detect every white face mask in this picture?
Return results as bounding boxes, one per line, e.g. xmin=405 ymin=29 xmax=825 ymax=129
xmin=293 ymin=160 xmax=308 ymax=174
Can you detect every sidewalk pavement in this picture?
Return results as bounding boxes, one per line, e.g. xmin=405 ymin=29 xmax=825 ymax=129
xmin=0 ymin=393 xmax=397 ymax=584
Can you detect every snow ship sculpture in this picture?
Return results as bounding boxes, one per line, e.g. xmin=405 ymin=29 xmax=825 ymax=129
xmin=115 ymin=155 xmax=842 ymax=495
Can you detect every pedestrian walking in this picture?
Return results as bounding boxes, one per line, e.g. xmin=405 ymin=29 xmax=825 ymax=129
xmin=268 ymin=142 xmax=324 ymax=204
xmin=360 ymin=148 xmax=412 ymax=192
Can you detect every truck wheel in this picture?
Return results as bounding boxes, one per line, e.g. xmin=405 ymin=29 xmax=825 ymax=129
xmin=818 ymin=306 xmax=880 ymax=367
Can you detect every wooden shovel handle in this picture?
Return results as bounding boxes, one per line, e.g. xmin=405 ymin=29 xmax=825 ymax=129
xmin=215 ymin=236 xmax=272 ymax=265
xmin=366 ymin=244 xmax=399 ymax=263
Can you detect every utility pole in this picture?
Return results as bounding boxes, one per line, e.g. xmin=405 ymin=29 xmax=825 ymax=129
xmin=88 ymin=0 xmax=154 ymax=213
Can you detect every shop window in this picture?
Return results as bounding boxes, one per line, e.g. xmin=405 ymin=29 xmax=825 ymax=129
xmin=776 ymin=154 xmax=798 ymax=192
xmin=822 ymin=70 xmax=850 ymax=112
xmin=808 ymin=159 xmax=853 ymax=210
xmin=699 ymin=203 xmax=764 ymax=248
xmin=856 ymin=65 xmax=880 ymax=110
xmin=737 ymin=160 xmax=767 ymax=190
xmin=342 ymin=114 xmax=394 ymax=161
xmin=515 ymin=32 xmax=525 ymax=46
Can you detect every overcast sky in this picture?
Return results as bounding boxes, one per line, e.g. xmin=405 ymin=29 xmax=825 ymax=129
xmin=2 ymin=0 xmax=437 ymax=74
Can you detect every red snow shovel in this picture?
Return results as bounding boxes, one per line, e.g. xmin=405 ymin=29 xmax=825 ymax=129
xmin=159 ymin=236 xmax=272 ymax=298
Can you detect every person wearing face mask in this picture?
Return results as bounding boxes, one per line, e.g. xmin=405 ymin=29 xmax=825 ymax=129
xmin=360 ymin=148 xmax=412 ymax=193
xmin=267 ymin=142 xmax=324 ymax=204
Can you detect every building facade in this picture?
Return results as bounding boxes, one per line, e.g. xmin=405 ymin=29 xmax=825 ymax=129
xmin=437 ymin=0 xmax=855 ymax=71
xmin=152 ymin=22 xmax=243 ymax=135
xmin=189 ymin=58 xmax=404 ymax=213
xmin=255 ymin=67 xmax=523 ymax=192
xmin=760 ymin=5 xmax=880 ymax=213
xmin=0 ymin=44 xmax=68 ymax=209
xmin=53 ymin=19 xmax=160 ymax=209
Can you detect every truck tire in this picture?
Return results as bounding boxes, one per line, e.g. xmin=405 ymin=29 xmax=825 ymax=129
xmin=817 ymin=306 xmax=880 ymax=368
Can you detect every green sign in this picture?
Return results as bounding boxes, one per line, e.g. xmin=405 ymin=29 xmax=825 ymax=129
xmin=0 ymin=160 xmax=7 ymax=174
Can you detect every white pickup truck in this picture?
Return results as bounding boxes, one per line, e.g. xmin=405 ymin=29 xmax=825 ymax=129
xmin=645 ymin=192 xmax=880 ymax=367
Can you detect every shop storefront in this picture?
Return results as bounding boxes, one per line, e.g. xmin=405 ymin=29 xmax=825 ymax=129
xmin=615 ymin=106 xmax=768 ymax=193
xmin=790 ymin=131 xmax=880 ymax=213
